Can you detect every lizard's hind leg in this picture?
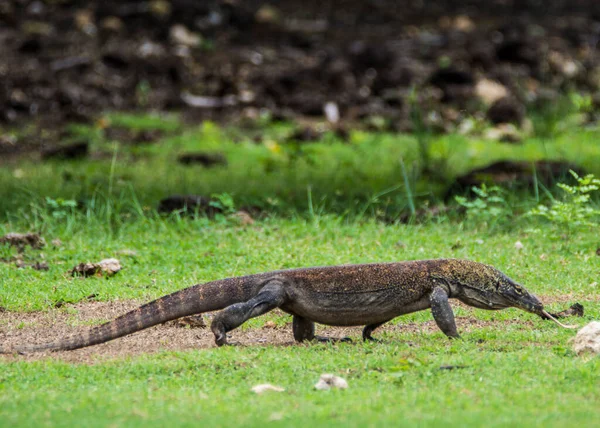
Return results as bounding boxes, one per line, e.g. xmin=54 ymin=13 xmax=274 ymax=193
xmin=362 ymin=320 xmax=390 ymax=342
xmin=211 ymin=280 xmax=287 ymax=346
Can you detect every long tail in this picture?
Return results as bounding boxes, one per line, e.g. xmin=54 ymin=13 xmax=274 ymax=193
xmin=1 ymin=276 xmax=258 ymax=354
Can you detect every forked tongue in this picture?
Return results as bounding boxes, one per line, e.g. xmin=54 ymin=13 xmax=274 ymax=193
xmin=542 ymin=310 xmax=579 ymax=329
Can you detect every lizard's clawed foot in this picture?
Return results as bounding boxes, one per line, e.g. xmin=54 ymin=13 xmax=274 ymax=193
xmin=315 ymin=335 xmax=353 ymax=344
xmin=214 ymin=335 xmax=243 ymax=347
xmin=214 ymin=333 xmax=228 ymax=347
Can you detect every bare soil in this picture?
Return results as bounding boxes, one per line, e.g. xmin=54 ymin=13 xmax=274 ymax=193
xmin=0 ymin=297 xmax=584 ymax=364
xmin=2 ymin=0 xmax=600 ymax=159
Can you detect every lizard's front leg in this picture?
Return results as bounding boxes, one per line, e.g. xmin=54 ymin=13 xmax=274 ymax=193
xmin=293 ymin=315 xmax=315 ymax=341
xmin=211 ymin=280 xmax=287 ymax=346
xmin=429 ymin=286 xmax=460 ymax=338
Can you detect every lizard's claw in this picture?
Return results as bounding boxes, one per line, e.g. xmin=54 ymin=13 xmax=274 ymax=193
xmin=315 ymin=335 xmax=353 ymax=344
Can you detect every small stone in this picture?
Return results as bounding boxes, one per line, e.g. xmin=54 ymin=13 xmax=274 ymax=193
xmin=548 ymin=51 xmax=580 ymax=78
xmin=169 ymin=24 xmax=201 ymax=47
xmin=314 ymin=374 xmax=349 ymax=390
xmin=101 ymin=16 xmax=124 ymax=32
xmin=453 ymin=15 xmax=475 ymax=32
xmin=475 ymin=79 xmax=508 ymax=105
xmin=572 ymin=322 xmax=600 ymax=356
xmin=484 ymin=124 xmax=522 ymax=143
xmin=255 ymin=5 xmax=281 ymax=24
xmin=323 ymin=102 xmax=340 ymax=124
xmin=514 ymin=241 xmax=524 ymax=250
xmin=70 ymin=258 xmax=121 ymax=277
xmin=98 ymin=258 xmax=121 ymax=275
xmin=251 ymin=384 xmax=285 ymax=394
xmin=74 ymin=9 xmax=96 ymax=35
xmin=232 ymin=211 xmax=255 ymax=226
xmin=150 ymin=0 xmax=172 ymax=17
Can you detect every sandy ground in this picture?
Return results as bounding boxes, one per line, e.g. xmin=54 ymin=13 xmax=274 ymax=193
xmin=0 ymin=296 xmax=581 ymax=364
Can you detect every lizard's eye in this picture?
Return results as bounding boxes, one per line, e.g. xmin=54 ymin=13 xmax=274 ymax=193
xmin=513 ymin=286 xmax=523 ymax=295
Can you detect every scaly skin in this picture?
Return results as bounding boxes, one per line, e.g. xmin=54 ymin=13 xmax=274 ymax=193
xmin=0 ymin=259 xmax=546 ymax=353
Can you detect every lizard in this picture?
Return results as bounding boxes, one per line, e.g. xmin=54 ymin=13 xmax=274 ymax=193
xmin=0 ymin=258 xmax=576 ymax=354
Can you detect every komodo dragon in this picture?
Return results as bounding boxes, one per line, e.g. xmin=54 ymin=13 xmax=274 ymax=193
xmin=0 ymin=259 xmax=575 ymax=354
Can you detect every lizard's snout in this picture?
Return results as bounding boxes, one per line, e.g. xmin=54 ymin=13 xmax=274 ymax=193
xmin=507 ymin=288 xmax=544 ymax=315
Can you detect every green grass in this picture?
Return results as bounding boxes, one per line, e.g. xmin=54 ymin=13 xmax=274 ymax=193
xmin=2 ymin=337 xmax=599 ymax=427
xmin=2 ymin=113 xmax=600 ymax=221
xmin=1 ymin=217 xmax=599 ymax=311
xmin=1 ymin=217 xmax=600 ymax=426
xmin=1 ymin=113 xmax=600 ymax=426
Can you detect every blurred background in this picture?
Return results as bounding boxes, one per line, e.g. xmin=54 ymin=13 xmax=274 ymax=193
xmin=1 ymin=0 xmax=599 ymax=221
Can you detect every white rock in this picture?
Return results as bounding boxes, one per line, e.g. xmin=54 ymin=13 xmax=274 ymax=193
xmin=98 ymin=258 xmax=122 ymax=275
xmin=572 ymin=322 xmax=600 ymax=355
xmin=323 ymin=102 xmax=340 ymax=124
xmin=475 ymin=79 xmax=508 ymax=105
xmin=169 ymin=24 xmax=201 ymax=47
xmin=484 ymin=124 xmax=522 ymax=143
xmin=251 ymin=384 xmax=285 ymax=394
xmin=314 ymin=374 xmax=349 ymax=390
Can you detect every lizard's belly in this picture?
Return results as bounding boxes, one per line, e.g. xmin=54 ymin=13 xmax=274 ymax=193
xmin=282 ymin=290 xmax=430 ymax=327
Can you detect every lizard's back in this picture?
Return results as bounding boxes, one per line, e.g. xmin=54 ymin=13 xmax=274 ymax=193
xmin=275 ymin=261 xmax=435 ymax=326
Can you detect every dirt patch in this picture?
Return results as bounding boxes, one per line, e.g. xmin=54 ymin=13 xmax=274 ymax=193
xmin=2 ymin=0 xmax=600 ymax=161
xmin=1 ymin=299 xmax=584 ymax=364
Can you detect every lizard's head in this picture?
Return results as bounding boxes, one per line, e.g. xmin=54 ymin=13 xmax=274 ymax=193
xmin=441 ymin=260 xmax=544 ymax=313
xmin=437 ymin=260 xmax=577 ymax=329
xmin=493 ymin=273 xmax=544 ymax=314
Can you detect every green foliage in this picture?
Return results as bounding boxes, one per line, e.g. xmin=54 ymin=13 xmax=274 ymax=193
xmin=2 ymin=337 xmax=600 ymax=426
xmin=528 ymin=170 xmax=600 ymax=238
xmin=1 ymin=211 xmax=600 ymax=426
xmin=45 ymin=197 xmax=78 ymax=219
xmin=455 ymin=184 xmax=511 ymax=227
xmin=209 ymin=192 xmax=237 ymax=215
xmin=569 ymin=92 xmax=593 ymax=114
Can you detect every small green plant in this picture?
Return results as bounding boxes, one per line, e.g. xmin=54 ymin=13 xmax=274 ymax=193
xmin=209 ymin=193 xmax=236 ymax=215
xmin=569 ymin=92 xmax=593 ymax=114
xmin=45 ymin=197 xmax=77 ymax=219
xmin=528 ymin=170 xmax=600 ymax=239
xmin=455 ymin=184 xmax=511 ymax=226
